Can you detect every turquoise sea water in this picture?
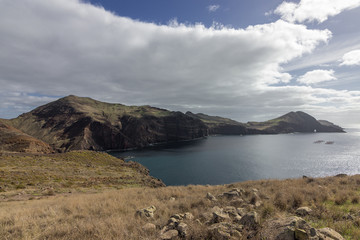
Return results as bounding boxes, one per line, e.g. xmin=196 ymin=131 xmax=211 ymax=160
xmin=110 ymin=129 xmax=360 ymax=186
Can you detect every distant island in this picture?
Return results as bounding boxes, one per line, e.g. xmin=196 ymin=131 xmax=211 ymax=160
xmin=0 ymin=95 xmax=344 ymax=153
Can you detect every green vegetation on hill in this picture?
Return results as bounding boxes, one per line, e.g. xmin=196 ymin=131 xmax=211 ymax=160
xmin=0 ymin=151 xmax=164 ymax=201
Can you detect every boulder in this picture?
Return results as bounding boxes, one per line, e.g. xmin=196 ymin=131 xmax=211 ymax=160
xmin=206 ymin=192 xmax=218 ymax=201
xmin=318 ymin=228 xmax=344 ymax=240
xmin=212 ymin=209 xmax=230 ymax=223
xmin=259 ymin=216 xmax=324 ymax=240
xmin=239 ymin=211 xmax=260 ymax=229
xmin=296 ymin=207 xmax=313 ymax=217
xmin=250 ymin=192 xmax=262 ymax=207
xmin=223 ymin=190 xmax=240 ymax=199
xmin=160 ymin=229 xmax=179 ymax=240
xmin=142 ymin=223 xmax=156 ymax=232
xmin=224 ymin=206 xmax=239 ymax=218
xmin=177 ymin=222 xmax=188 ymax=238
xmin=209 ymin=222 xmax=243 ymax=240
xmin=135 ymin=205 xmax=156 ymax=218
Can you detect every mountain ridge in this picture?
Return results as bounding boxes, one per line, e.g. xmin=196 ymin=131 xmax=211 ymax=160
xmin=4 ymin=95 xmax=344 ymax=152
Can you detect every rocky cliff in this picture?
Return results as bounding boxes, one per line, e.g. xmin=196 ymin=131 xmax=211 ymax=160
xmin=10 ymin=95 xmax=208 ymax=152
xmin=187 ymin=111 xmax=344 ymax=135
xmin=186 ymin=112 xmax=262 ymax=135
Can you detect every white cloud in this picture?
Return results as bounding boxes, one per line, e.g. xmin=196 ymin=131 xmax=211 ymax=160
xmin=0 ymin=0 xmax=359 ymax=126
xmin=297 ymin=69 xmax=337 ymax=85
xmin=275 ymin=0 xmax=360 ymax=23
xmin=207 ymin=5 xmax=220 ymax=12
xmin=340 ymin=50 xmax=360 ymax=66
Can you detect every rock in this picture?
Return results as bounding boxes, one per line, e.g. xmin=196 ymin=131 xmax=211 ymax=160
xmin=160 ymin=229 xmax=179 ymax=240
xmin=295 ymin=228 xmax=309 ymax=240
xmin=236 ymin=208 xmax=246 ymax=216
xmin=250 ymin=192 xmax=262 ymax=207
xmin=177 ymin=222 xmax=188 ymax=237
xmin=169 ymin=197 xmax=176 ymax=201
xmin=212 ymin=209 xmax=230 ymax=223
xmin=209 ymin=222 xmax=243 ymax=240
xmin=142 ymin=223 xmax=156 ymax=232
xmin=229 ymin=198 xmax=244 ymax=207
xmin=167 ymin=217 xmax=179 ymax=228
xmin=259 ymin=216 xmax=324 ymax=240
xmin=318 ymin=228 xmax=344 ymax=240
xmin=206 ymin=192 xmax=218 ymax=201
xmin=171 ymin=214 xmax=182 ymax=220
xmin=222 ymin=190 xmax=240 ymax=199
xmin=239 ymin=212 xmax=259 ymax=229
xmin=224 ymin=206 xmax=239 ymax=218
xmin=135 ymin=205 xmax=156 ymax=218
xmin=296 ymin=207 xmax=313 ymax=216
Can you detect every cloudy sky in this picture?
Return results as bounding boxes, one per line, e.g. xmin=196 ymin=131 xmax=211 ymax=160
xmin=1 ymin=0 xmax=360 ymax=127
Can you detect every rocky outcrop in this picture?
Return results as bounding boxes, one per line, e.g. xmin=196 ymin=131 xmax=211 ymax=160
xmin=142 ymin=187 xmax=345 ymax=240
xmin=0 ymin=120 xmax=53 ymax=153
xmin=9 ymin=96 xmax=208 ymax=152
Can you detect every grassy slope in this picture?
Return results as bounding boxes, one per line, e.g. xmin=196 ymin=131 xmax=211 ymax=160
xmin=0 ymin=151 xmax=163 ymax=202
xmin=0 ymin=120 xmax=53 ymax=154
xmin=1 ymin=175 xmax=360 ymax=239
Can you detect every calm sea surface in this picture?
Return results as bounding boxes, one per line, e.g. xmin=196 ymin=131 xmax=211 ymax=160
xmin=110 ymin=129 xmax=360 ymax=186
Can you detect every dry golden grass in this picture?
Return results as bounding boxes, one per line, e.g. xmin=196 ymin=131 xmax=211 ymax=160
xmin=1 ymin=175 xmax=360 ymax=239
xmin=0 ymin=151 xmax=163 ymax=201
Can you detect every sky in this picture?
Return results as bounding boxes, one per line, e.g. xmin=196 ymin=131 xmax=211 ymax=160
xmin=1 ymin=0 xmax=360 ymax=127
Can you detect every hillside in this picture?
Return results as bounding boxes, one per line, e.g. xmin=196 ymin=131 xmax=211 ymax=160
xmin=1 ymin=174 xmax=357 ymax=239
xmin=0 ymin=151 xmax=164 ymax=201
xmin=187 ymin=111 xmax=344 ymax=135
xmin=247 ymin=111 xmax=344 ymax=134
xmin=186 ymin=112 xmax=262 ymax=135
xmin=5 ymin=96 xmax=344 ymax=153
xmin=10 ymin=95 xmax=208 ymax=152
xmin=0 ymin=120 xmax=53 ymax=154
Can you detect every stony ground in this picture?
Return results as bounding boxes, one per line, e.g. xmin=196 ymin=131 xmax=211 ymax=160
xmin=1 ymin=172 xmax=360 ymax=239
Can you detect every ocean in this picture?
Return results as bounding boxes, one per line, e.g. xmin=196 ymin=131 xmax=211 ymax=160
xmin=110 ymin=129 xmax=360 ymax=186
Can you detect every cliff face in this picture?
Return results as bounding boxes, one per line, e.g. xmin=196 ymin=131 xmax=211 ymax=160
xmin=187 ymin=111 xmax=344 ymax=135
xmin=0 ymin=120 xmax=53 ymax=153
xmin=9 ymin=96 xmax=208 ymax=152
xmin=186 ymin=112 xmax=263 ymax=135
xmin=247 ymin=111 xmax=345 ymax=134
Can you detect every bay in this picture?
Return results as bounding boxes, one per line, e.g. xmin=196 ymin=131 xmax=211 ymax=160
xmin=110 ymin=129 xmax=360 ymax=186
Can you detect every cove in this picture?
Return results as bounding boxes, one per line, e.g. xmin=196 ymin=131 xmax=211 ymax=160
xmin=110 ymin=129 xmax=360 ymax=186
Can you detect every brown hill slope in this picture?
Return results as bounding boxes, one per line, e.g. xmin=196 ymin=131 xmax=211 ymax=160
xmin=9 ymin=95 xmax=208 ymax=152
xmin=0 ymin=120 xmax=53 ymax=153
